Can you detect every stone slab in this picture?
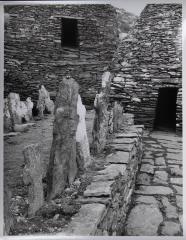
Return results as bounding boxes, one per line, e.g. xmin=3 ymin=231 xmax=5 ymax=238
xmin=109 ymin=143 xmax=133 ymax=152
xmin=172 ymin=185 xmax=182 ymax=195
xmin=170 ymin=178 xmax=182 ymax=186
xmin=84 ymin=181 xmax=114 ymax=197
xmin=126 ymin=204 xmax=163 ymax=236
xmin=92 ymin=164 xmax=127 ymax=181
xmin=161 ymin=221 xmax=181 ymax=236
xmin=58 ymin=203 xmax=106 ymax=235
xmin=135 ymin=186 xmax=173 ymax=195
xmin=155 ymin=157 xmax=166 ymax=166
xmin=162 ymin=197 xmax=178 ymax=219
xmin=112 ymin=138 xmax=137 ymax=144
xmin=106 ymin=151 xmax=130 ymax=164
xmin=115 ymin=132 xmax=138 ymax=138
xmin=137 ymin=173 xmax=151 ymax=185
xmin=140 ymin=164 xmax=154 ymax=174
xmin=135 ymin=196 xmax=158 ymax=205
xmin=153 ymin=171 xmax=168 ymax=185
xmin=176 ymin=195 xmax=182 ymax=210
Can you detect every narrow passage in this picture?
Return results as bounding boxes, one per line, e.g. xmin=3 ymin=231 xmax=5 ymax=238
xmin=124 ymin=131 xmax=183 ymax=236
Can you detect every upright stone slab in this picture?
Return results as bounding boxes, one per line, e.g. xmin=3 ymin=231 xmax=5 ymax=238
xmin=23 ymin=144 xmax=44 ymax=216
xmin=113 ymin=101 xmax=123 ymax=132
xmin=47 ymin=77 xmax=79 ymax=200
xmin=76 ymin=94 xmax=91 ymax=169
xmin=92 ymin=71 xmax=112 ymax=154
xmin=37 ymin=85 xmax=54 ymax=117
xmin=4 ymin=181 xmax=13 ymax=235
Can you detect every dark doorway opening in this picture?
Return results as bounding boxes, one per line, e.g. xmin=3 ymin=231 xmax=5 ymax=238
xmin=61 ymin=18 xmax=78 ymax=48
xmin=154 ymin=87 xmax=178 ymax=130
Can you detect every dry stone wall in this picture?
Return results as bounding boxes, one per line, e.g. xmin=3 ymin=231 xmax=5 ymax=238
xmin=4 ymin=4 xmax=118 ymax=106
xmin=109 ymin=4 xmax=182 ymax=131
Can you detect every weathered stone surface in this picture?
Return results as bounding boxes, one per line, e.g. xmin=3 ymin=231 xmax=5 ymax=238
xmin=47 ymin=77 xmax=79 ymax=200
xmin=37 ymin=85 xmax=54 ymax=117
xmin=141 ymin=158 xmax=154 ymax=165
xmin=135 ymin=186 xmax=173 ymax=195
xmin=169 ymin=165 xmax=182 ymax=177
xmin=172 ymin=185 xmax=182 ymax=195
xmin=106 ymin=151 xmax=130 ymax=164
xmin=112 ymin=138 xmax=136 ymax=144
xmin=126 ymin=204 xmax=163 ymax=236
xmin=153 ymin=171 xmax=168 ymax=185
xmin=137 ymin=173 xmax=151 ymax=185
xmin=58 ymin=204 xmax=106 ymax=235
xmin=23 ymin=143 xmax=44 ymax=216
xmin=93 ymin=164 xmax=126 ymax=181
xmin=170 ymin=178 xmax=182 ymax=186
xmin=176 ymin=195 xmax=182 ymax=210
xmin=155 ymin=157 xmax=166 ymax=166
xmin=140 ymin=164 xmax=154 ymax=174
xmin=166 ymin=153 xmax=182 ymax=160
xmin=115 ymin=132 xmax=138 ymax=138
xmin=4 ymin=181 xmax=13 ymax=235
xmin=113 ymin=101 xmax=123 ymax=132
xmin=135 ymin=196 xmax=158 ymax=205
xmin=4 ymin=93 xmax=34 ymax=132
xmin=162 ymin=197 xmax=178 ymax=219
xmin=92 ymin=71 xmax=111 ymax=154
xmin=109 ymin=143 xmax=133 ymax=152
xmin=161 ymin=221 xmax=181 ymax=236
xmin=76 ymin=94 xmax=91 ymax=169
xmin=84 ymin=181 xmax=114 ymax=197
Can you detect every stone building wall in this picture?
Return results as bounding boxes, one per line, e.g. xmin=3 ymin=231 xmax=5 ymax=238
xmin=4 ymin=4 xmax=119 ymax=106
xmin=109 ymin=4 xmax=182 ymax=131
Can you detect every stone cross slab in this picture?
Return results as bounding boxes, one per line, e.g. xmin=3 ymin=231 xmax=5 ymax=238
xmin=23 ymin=143 xmax=44 ymax=217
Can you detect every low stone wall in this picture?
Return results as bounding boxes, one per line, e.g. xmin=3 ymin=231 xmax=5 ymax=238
xmin=58 ymin=124 xmax=144 ymax=236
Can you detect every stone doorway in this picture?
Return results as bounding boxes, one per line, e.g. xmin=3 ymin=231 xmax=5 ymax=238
xmin=154 ymin=87 xmax=178 ymax=130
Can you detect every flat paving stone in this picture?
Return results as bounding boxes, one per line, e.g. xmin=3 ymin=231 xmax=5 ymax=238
xmin=58 ymin=203 xmax=106 ymax=235
xmin=155 ymin=157 xmax=166 ymax=166
xmin=137 ymin=173 xmax=151 ymax=185
xmin=135 ymin=186 xmax=173 ymax=195
xmin=170 ymin=178 xmax=182 ymax=186
xmin=84 ymin=181 xmax=114 ymax=197
xmin=135 ymin=196 xmax=158 ymax=205
xmin=161 ymin=197 xmax=178 ymax=219
xmin=140 ymin=164 xmax=154 ymax=174
xmin=153 ymin=171 xmax=168 ymax=185
xmin=126 ymin=204 xmax=163 ymax=236
xmin=106 ymin=151 xmax=130 ymax=164
xmin=176 ymin=195 xmax=183 ymax=210
xmin=161 ymin=221 xmax=181 ymax=236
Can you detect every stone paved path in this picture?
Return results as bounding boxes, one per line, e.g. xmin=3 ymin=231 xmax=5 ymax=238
xmin=125 ymin=131 xmax=183 ymax=236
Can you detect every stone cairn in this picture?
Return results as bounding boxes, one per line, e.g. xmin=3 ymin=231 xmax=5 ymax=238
xmin=23 ymin=143 xmax=44 ymax=217
xmin=46 ymin=76 xmax=79 ymax=200
xmin=37 ymin=85 xmax=54 ymax=118
xmin=91 ymin=71 xmax=112 ymax=154
xmin=4 ymin=93 xmax=34 ymax=132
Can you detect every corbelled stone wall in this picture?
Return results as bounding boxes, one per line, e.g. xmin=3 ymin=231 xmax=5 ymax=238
xmin=4 ymin=4 xmax=118 ymax=106
xmin=109 ymin=4 xmax=182 ymax=131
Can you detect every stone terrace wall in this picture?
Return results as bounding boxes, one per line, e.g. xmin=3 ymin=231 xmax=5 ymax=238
xmin=109 ymin=4 xmax=182 ymax=130
xmin=4 ymin=4 xmax=118 ymax=106
xmin=58 ymin=124 xmax=144 ymax=236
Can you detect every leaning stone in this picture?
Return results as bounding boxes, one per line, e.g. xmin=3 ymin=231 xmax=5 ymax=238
xmin=161 ymin=221 xmax=181 ymax=236
xmin=76 ymin=94 xmax=91 ymax=169
xmin=46 ymin=77 xmax=79 ymax=200
xmin=126 ymin=204 xmax=163 ymax=235
xmin=23 ymin=144 xmax=44 ymax=216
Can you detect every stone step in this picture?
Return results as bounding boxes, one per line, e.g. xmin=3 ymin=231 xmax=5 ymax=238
xmin=106 ymin=151 xmax=130 ymax=164
xmin=84 ymin=181 xmax=114 ymax=197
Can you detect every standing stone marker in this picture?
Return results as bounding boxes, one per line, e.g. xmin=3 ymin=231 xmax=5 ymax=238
xmin=76 ymin=94 xmax=91 ymax=170
xmin=37 ymin=85 xmax=54 ymax=118
xmin=23 ymin=144 xmax=44 ymax=216
xmin=92 ymin=71 xmax=112 ymax=154
xmin=113 ymin=101 xmax=123 ymax=132
xmin=47 ymin=77 xmax=79 ymax=200
xmin=4 ymin=181 xmax=13 ymax=235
